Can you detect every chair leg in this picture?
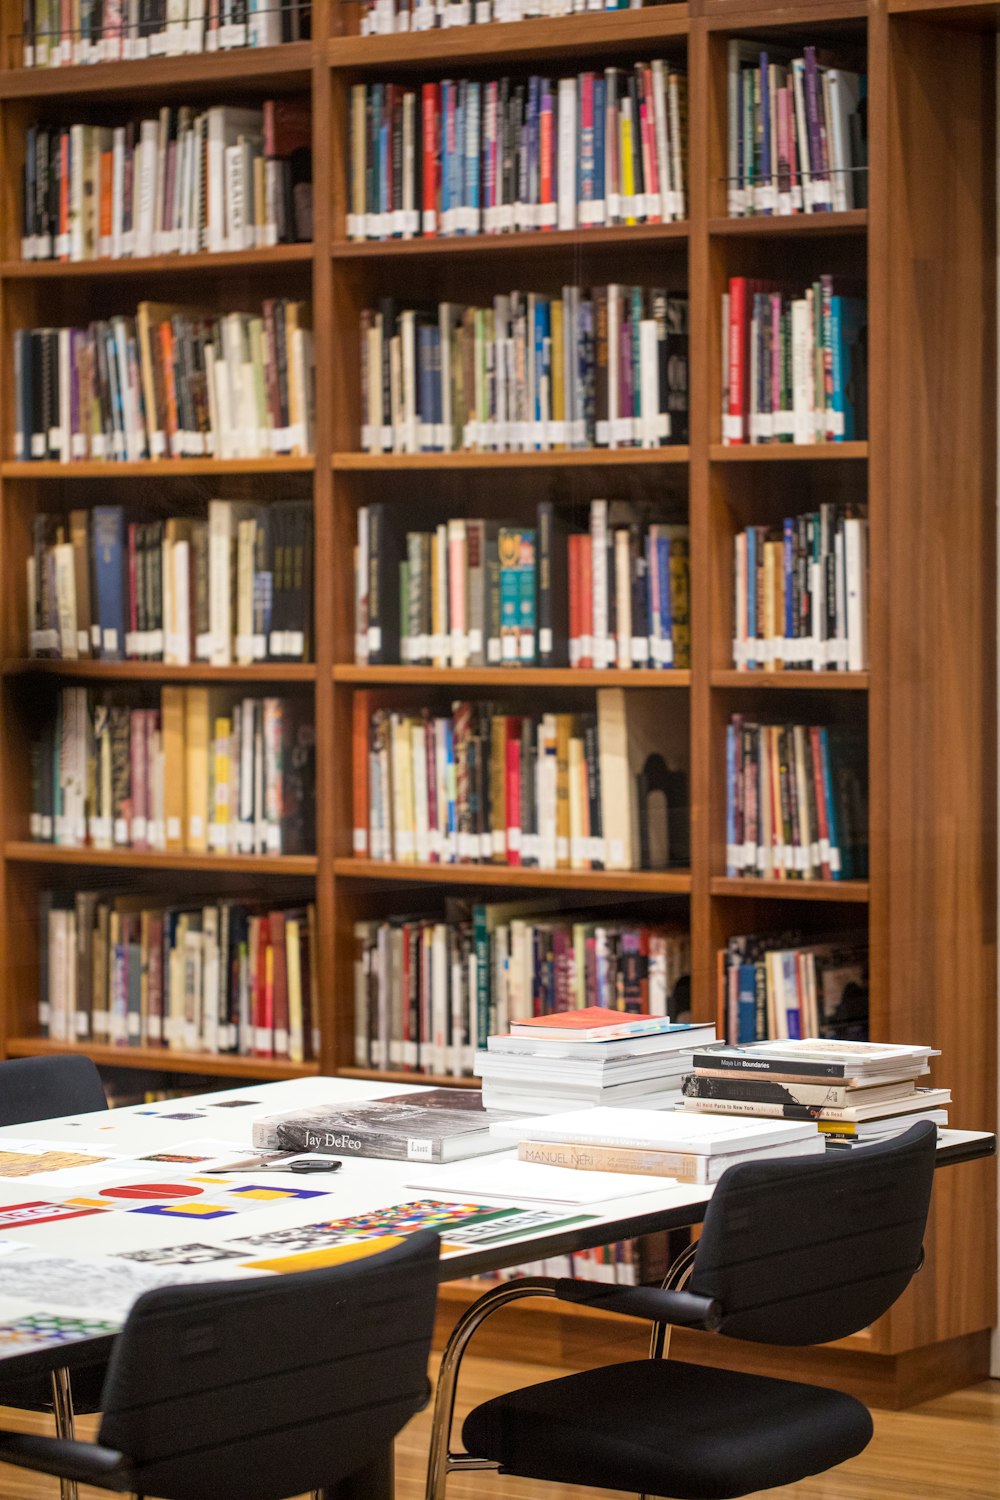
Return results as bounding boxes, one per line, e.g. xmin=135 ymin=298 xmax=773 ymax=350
xmin=425 ymin=1278 xmax=558 ymax=1500
xmin=50 ymin=1368 xmax=79 ymax=1500
xmin=648 ymin=1240 xmax=700 ymax=1361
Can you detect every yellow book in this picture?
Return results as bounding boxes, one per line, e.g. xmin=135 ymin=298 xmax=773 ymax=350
xmin=568 ymin=731 xmax=589 ymax=871
xmin=490 ymin=715 xmax=508 ymax=863
xmin=620 ymin=107 xmax=637 ymax=226
xmin=161 ymin=686 xmax=186 ymax=853
xmin=211 ymin=715 xmax=232 ymax=853
xmin=184 ymin=686 xmax=210 ymax=853
xmin=286 ymin=916 xmax=304 ymax=1065
xmin=550 ymin=298 xmax=566 ymax=450
xmin=555 ymin=713 xmax=573 ymax=869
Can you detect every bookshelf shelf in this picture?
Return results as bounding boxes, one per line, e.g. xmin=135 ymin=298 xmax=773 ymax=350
xmin=707 ymin=211 xmax=868 ymax=238
xmin=4 ymin=843 xmax=318 ymax=876
xmin=333 ymin=449 xmax=690 ymax=471
xmin=327 ymin=7 xmax=690 ymax=71
xmin=0 ymin=41 xmax=312 ymax=99
xmin=709 ymin=443 xmax=868 ymax=462
xmin=1 ymin=458 xmax=316 ymax=478
xmin=335 ymin=666 xmax=692 ymax=688
xmin=331 ymin=223 xmax=689 ymax=260
xmin=337 ymin=860 xmax=692 ymax=894
xmin=1 ymin=244 xmax=315 ymax=279
xmin=3 ymin=1037 xmax=320 ymax=1079
xmin=709 ymin=670 xmax=869 ymax=691
xmin=4 ymin=660 xmax=317 ymax=682
xmin=709 ymin=878 xmax=870 ymax=903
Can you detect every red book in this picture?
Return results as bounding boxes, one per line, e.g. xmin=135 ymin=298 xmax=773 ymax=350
xmin=579 ymin=534 xmax=594 ymax=669
xmin=255 ymin=915 xmax=273 ymax=1058
xmin=270 ymin=910 xmax=289 ymax=1060
xmin=638 ymin=68 xmax=660 ymax=224
xmin=539 ymin=91 xmax=554 ymax=230
xmin=59 ymin=133 xmax=70 ymax=258
xmin=422 ymin=84 xmax=440 ymax=236
xmin=568 ymin=533 xmax=581 ymax=665
xmin=505 ymin=721 xmax=522 ymax=867
xmin=727 ymin=276 xmax=748 ymax=444
xmin=511 ymin=1006 xmax=695 ymax=1041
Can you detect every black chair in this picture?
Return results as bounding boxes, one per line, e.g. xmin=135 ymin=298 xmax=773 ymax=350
xmin=0 ymin=1229 xmax=441 ymax=1500
xmin=0 ymin=1055 xmax=110 ymax=1500
xmin=428 ymin=1121 xmax=938 ymax=1500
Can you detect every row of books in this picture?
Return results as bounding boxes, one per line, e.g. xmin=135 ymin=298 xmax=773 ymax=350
xmin=347 ymin=64 xmax=687 ymax=243
xmin=356 ymin=501 xmax=689 ymax=671
xmin=478 ymin=1008 xmax=710 ymax=1113
xmin=724 ymin=716 xmax=867 ymax=882
xmin=679 ymin=1039 xmax=949 ymax=1146
xmin=21 ymin=101 xmax=312 ymax=263
xmin=722 ymin=277 xmax=866 ymax=446
xmin=360 ymin=286 xmax=689 ymax=454
xmin=732 ymin=509 xmax=868 ymax=672
xmin=353 ymin=689 xmax=688 ymax=872
xmin=13 ymin=300 xmax=315 ymax=465
xmin=719 ymin=931 xmax=868 ymax=1046
xmin=22 ymin=0 xmax=311 ymax=68
xmin=358 ymin=0 xmax=650 ymax=38
xmin=30 ymin=687 xmax=315 ymax=855
xmin=726 ymin=41 xmax=866 ymax=217
xmin=40 ymin=891 xmax=318 ymax=1061
xmin=28 ymin=500 xmax=312 ymax=666
xmin=354 ymin=909 xmax=692 ymax=1075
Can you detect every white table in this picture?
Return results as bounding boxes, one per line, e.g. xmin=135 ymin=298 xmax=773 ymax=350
xmin=0 ymin=1075 xmax=992 ymax=1499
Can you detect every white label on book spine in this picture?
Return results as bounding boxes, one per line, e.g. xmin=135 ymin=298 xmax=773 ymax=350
xmin=721 ymin=414 xmax=743 ymax=442
xmin=114 ymin=817 xmax=129 ymax=845
xmin=103 ymin=628 xmax=118 ymax=653
xmin=407 ymin=1138 xmax=434 ymax=1160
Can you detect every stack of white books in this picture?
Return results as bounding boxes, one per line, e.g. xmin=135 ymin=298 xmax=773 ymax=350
xmin=489 ymin=1106 xmax=827 ymax=1185
xmin=475 ymin=1008 xmax=717 ymax=1116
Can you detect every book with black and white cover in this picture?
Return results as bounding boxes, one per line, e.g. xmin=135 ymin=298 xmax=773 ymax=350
xmin=691 ymin=1040 xmax=936 ymax=1081
xmin=680 ymin=1086 xmax=951 ymax=1123
xmin=682 ymin=1074 xmax=923 ymax=1109
xmin=252 ymin=1088 xmax=518 ymax=1161
xmin=489 ymin=1106 xmax=819 ymax=1155
xmin=477 ymin=1051 xmax=694 ymax=1087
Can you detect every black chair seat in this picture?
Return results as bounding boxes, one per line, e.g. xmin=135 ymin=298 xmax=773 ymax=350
xmin=0 ymin=1362 xmax=107 ymax=1417
xmin=462 ymin=1358 xmax=874 ymax=1500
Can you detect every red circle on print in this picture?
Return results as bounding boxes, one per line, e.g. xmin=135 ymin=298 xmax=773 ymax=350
xmin=100 ymin=1183 xmax=203 ymax=1200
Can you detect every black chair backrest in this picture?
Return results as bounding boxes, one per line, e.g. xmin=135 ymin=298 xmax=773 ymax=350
xmin=0 ymin=1055 xmax=107 ymax=1127
xmin=688 ymin=1121 xmax=937 ymax=1346
xmin=98 ymin=1229 xmax=441 ymax=1500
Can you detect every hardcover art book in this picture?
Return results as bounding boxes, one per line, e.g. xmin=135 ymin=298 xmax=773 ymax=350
xmin=252 ymin=1088 xmax=517 ymax=1161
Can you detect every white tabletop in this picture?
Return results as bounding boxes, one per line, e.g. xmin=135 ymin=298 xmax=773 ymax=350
xmin=0 ymin=1075 xmax=991 ymax=1372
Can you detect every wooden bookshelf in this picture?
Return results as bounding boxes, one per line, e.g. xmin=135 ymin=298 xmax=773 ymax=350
xmin=0 ymin=0 xmax=994 ymax=1410
xmin=4 ymin=1037 xmax=321 ymax=1080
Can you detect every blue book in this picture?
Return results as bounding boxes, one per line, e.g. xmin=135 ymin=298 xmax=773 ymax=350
xmin=759 ymin=54 xmax=771 ymax=210
xmin=443 ymin=719 xmax=457 ymax=858
xmin=378 ymin=89 xmax=390 ymax=222
xmin=593 ymin=75 xmax=606 ymax=220
xmin=499 ymin=527 xmax=521 ymax=662
xmin=783 ymin=515 xmax=795 ymax=646
xmin=455 ymin=82 xmax=466 ymax=235
xmin=92 ymin=505 xmax=126 ymax=661
xmin=657 ymin=533 xmax=672 ymax=666
xmin=526 ymin=76 xmax=540 ymax=223
xmin=819 ymin=727 xmax=841 ymax=879
xmin=417 ymin=323 xmax=434 ymax=451
xmin=518 ymin=527 xmax=536 ymax=663
xmin=466 ymin=80 xmax=481 ymax=230
xmin=737 ymin=963 xmax=758 ymax=1044
xmin=533 ymin=297 xmax=548 ymax=444
xmin=440 ymin=80 xmax=452 ymax=230
xmin=781 ymin=951 xmax=801 ymax=1039
xmin=831 ymin=295 xmax=866 ymax=440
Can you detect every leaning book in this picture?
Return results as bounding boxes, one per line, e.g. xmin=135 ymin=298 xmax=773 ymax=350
xmin=252 ymin=1089 xmax=517 ymax=1161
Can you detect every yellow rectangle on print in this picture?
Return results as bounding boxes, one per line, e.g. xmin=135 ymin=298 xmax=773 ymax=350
xmin=244 ymin=1237 xmax=406 ymax=1273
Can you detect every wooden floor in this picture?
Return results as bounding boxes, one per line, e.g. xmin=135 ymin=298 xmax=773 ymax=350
xmin=1 ymin=1361 xmax=998 ymax=1499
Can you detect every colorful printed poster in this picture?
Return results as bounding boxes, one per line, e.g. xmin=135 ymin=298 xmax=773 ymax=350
xmin=0 ymin=1313 xmax=121 ymax=1354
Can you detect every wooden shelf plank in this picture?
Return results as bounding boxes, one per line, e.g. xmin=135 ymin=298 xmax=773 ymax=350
xmin=1 ymin=244 xmax=314 ymax=279
xmin=332 ymin=223 xmax=688 ymax=259
xmin=337 ymin=1066 xmax=480 ymax=1089
xmin=328 ymin=7 xmax=689 ymax=70
xmin=4 ymin=842 xmax=318 ymax=876
xmin=710 ymin=670 xmax=869 ymax=690
xmin=708 ymin=211 xmax=867 ymax=237
xmin=4 ymin=1037 xmax=320 ymax=1079
xmin=710 ymin=443 xmax=868 ymax=462
xmin=335 ymin=665 xmax=691 ymax=688
xmin=337 ymin=859 xmax=692 ymax=893
xmin=0 ymin=42 xmax=312 ymax=98
xmin=710 ymin=877 xmax=870 ymax=903
xmin=4 ymin=659 xmax=317 ymax=682
xmin=1 ymin=458 xmax=315 ymax=478
xmin=333 ymin=448 xmax=689 ymax=470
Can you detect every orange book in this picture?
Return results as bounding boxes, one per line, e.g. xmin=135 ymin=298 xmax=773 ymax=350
xmin=99 ymin=149 xmax=114 ymax=254
xmin=159 ymin=321 xmax=180 ymax=451
xmin=59 ymin=132 xmax=70 ymax=259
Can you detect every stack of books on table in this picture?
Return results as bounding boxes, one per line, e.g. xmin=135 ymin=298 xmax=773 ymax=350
xmin=490 ymin=1106 xmax=826 ymax=1184
xmin=475 ymin=1008 xmax=716 ymax=1116
xmin=680 ymin=1039 xmax=949 ymax=1147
